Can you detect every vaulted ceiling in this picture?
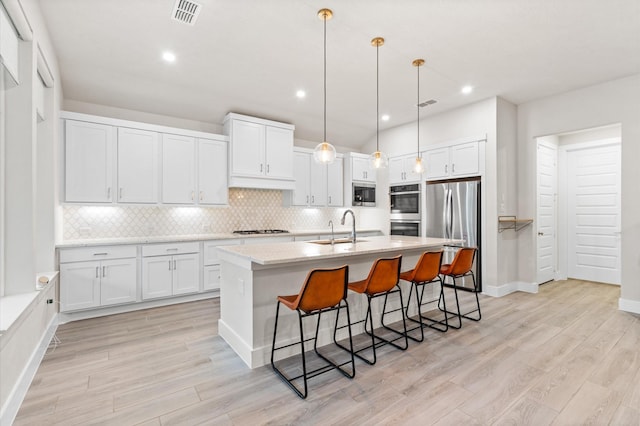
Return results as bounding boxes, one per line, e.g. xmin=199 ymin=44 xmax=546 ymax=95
xmin=39 ymin=0 xmax=640 ymax=148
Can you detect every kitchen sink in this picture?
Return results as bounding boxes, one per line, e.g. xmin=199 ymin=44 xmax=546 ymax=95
xmin=309 ymin=238 xmax=367 ymax=245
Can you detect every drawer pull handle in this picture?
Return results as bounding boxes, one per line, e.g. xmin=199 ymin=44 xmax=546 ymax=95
xmin=102 ymin=266 xmax=106 ymax=277
xmin=95 ymin=266 xmax=99 ymax=278
xmin=169 ymin=260 xmax=172 ymax=270
xmin=93 ymin=253 xmax=108 ymax=256
xmin=166 ymin=248 xmax=179 ymax=252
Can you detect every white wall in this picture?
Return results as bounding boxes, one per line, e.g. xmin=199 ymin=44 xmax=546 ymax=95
xmin=517 ymin=74 xmax=640 ymax=312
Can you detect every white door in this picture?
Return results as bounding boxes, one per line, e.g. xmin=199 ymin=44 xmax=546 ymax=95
xmin=567 ymin=143 xmax=621 ymax=284
xmin=198 ymin=139 xmax=228 ymax=205
xmin=117 ymin=127 xmax=159 ymax=203
xmin=162 ymin=134 xmax=196 ymax=204
xmin=388 ymin=156 xmax=405 ymax=184
xmin=60 ymin=261 xmax=101 ymax=311
xmin=310 ymin=160 xmax=327 ymax=206
xmin=203 ymin=265 xmax=221 ymax=291
xmin=291 ymin=151 xmax=311 ymax=206
xmin=142 ymin=255 xmax=173 ymax=299
xmin=352 ymin=156 xmax=374 ymax=182
xmin=100 ymin=258 xmax=137 ymax=306
xmin=65 ymin=120 xmax=114 ymax=202
xmin=264 ymin=126 xmax=294 ymax=179
xmin=327 ymin=157 xmax=343 ymax=207
xmin=403 ymin=155 xmax=422 ymax=183
xmin=451 ymin=142 xmax=479 ymax=177
xmin=231 ymin=119 xmax=264 ymax=177
xmin=537 ymin=140 xmax=558 ymax=284
xmin=173 ymin=253 xmax=200 ymax=295
xmin=424 ymin=147 xmax=450 ymax=180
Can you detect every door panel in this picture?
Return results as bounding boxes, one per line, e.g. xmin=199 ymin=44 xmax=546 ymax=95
xmin=568 ymin=144 xmax=621 ymax=284
xmin=60 ymin=261 xmax=101 ymax=311
xmin=117 ymin=127 xmax=159 ymax=203
xmin=537 ymin=140 xmax=557 ymax=284
xmin=142 ymin=255 xmax=173 ymax=299
xmin=425 ymin=183 xmax=447 ymax=238
xmin=173 ymin=253 xmax=200 ymax=295
xmin=198 ymin=139 xmax=228 ymax=205
xmin=101 ymin=258 xmax=137 ymax=306
xmin=162 ymin=134 xmax=196 ymax=204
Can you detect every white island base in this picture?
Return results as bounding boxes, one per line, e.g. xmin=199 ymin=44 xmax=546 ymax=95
xmin=217 ymin=236 xmax=459 ymax=368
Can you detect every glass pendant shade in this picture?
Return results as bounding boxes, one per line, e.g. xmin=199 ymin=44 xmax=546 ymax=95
xmin=369 ymin=150 xmax=389 ymax=169
xmin=313 ymin=141 xmax=336 ymax=164
xmin=413 ymin=156 xmax=424 ymax=174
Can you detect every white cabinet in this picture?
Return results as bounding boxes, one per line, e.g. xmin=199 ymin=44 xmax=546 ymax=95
xmin=198 ymin=139 xmax=228 ymax=205
xmin=162 ymin=134 xmax=196 ymax=204
xmin=142 ymin=242 xmax=200 ymax=299
xmin=0 ymin=6 xmax=19 ymax=83
xmin=327 ymin=157 xmax=344 ymax=206
xmin=389 ymin=154 xmax=421 ymax=184
xmin=203 ymin=239 xmax=241 ymax=291
xmin=117 ymin=127 xmax=159 ymax=203
xmin=350 ymin=154 xmax=376 ymax=182
xmin=59 ymin=245 xmax=137 ymax=312
xmin=287 ymin=149 xmax=343 ymax=207
xmin=225 ymin=113 xmax=295 ymax=190
xmin=424 ymin=141 xmax=480 ymax=180
xmin=65 ymin=120 xmax=115 ymax=203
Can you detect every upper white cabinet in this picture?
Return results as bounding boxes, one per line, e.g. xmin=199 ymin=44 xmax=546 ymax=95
xmin=65 ymin=120 xmax=115 ymax=203
xmin=0 ymin=6 xmax=19 ymax=83
xmin=424 ymin=141 xmax=480 ymax=180
xmin=162 ymin=134 xmax=196 ymax=204
xmin=349 ymin=153 xmax=376 ymax=183
xmin=224 ymin=113 xmax=295 ymax=190
xmin=198 ymin=139 xmax=228 ymax=205
xmin=117 ymin=127 xmax=159 ymax=203
xmin=389 ymin=154 xmax=421 ymax=185
xmin=286 ymin=149 xmax=343 ymax=207
xmin=62 ymin=112 xmax=228 ymax=206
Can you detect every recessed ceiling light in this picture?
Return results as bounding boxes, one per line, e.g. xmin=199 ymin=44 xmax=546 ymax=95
xmin=461 ymin=85 xmax=473 ymax=95
xmin=162 ymin=51 xmax=176 ymax=63
xmin=381 ymin=114 xmax=390 ymax=121
xmin=296 ymin=90 xmax=306 ymax=98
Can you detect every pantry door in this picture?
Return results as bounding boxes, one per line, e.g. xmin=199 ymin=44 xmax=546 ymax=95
xmin=537 ymin=139 xmax=557 ymax=284
xmin=567 ymin=141 xmax=621 ymax=284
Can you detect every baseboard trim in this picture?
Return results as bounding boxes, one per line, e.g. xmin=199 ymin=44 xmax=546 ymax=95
xmin=618 ymin=298 xmax=640 ymax=314
xmin=0 ymin=314 xmax=58 ymax=426
xmin=483 ymin=281 xmax=538 ymax=297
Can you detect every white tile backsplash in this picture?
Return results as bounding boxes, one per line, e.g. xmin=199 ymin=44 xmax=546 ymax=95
xmin=62 ymin=188 xmax=359 ymax=240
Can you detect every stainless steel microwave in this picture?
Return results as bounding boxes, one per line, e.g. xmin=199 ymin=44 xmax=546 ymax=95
xmin=352 ymin=183 xmax=376 ymax=207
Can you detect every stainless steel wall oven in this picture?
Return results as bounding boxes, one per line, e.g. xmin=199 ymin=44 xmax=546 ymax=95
xmin=390 ymin=183 xmax=421 ymax=236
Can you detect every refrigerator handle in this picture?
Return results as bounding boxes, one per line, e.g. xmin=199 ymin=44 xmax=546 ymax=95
xmin=442 ymin=188 xmax=449 ymax=239
xmin=448 ymin=188 xmax=454 ymax=240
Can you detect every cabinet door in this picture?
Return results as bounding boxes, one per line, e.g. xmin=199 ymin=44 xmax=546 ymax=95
xmin=451 ymin=142 xmax=479 ymax=177
xmin=388 ymin=156 xmax=405 ymax=184
xmin=162 ymin=134 xmax=196 ymax=204
xmin=310 ymin=160 xmax=327 ymax=206
xmin=352 ymin=156 xmax=375 ymax=182
xmin=291 ymin=151 xmax=311 ymax=206
xmin=173 ymin=253 xmax=200 ymax=295
xmin=403 ymin=155 xmax=422 ymax=183
xmin=203 ymin=265 xmax=221 ymax=291
xmin=142 ymin=255 xmax=173 ymax=299
xmin=327 ymin=157 xmax=343 ymax=207
xmin=231 ymin=120 xmax=265 ymax=177
xmin=265 ymin=126 xmax=294 ymax=179
xmin=117 ymin=127 xmax=159 ymax=203
xmin=100 ymin=258 xmax=137 ymax=306
xmin=424 ymin=147 xmax=450 ymax=180
xmin=65 ymin=120 xmax=114 ymax=202
xmin=60 ymin=261 xmax=101 ymax=311
xmin=198 ymin=139 xmax=228 ymax=205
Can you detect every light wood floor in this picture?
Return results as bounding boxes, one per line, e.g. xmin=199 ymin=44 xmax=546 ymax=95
xmin=14 ymin=279 xmax=640 ymax=425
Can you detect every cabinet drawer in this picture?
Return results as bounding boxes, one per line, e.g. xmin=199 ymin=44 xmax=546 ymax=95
xmin=142 ymin=242 xmax=199 ymax=257
xmin=203 ymin=239 xmax=241 ymax=266
xmin=60 ymin=245 xmax=137 ymax=263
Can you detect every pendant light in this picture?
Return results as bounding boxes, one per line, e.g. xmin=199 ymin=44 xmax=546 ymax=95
xmin=313 ymin=8 xmax=337 ymax=164
xmin=368 ymin=37 xmax=388 ymax=169
xmin=412 ymin=59 xmax=425 ymax=174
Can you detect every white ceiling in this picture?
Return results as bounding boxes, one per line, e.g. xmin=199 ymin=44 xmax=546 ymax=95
xmin=39 ymin=0 xmax=640 ymax=149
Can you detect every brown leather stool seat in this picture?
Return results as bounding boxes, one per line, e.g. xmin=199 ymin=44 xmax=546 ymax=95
xmin=438 ymin=247 xmax=480 ymax=329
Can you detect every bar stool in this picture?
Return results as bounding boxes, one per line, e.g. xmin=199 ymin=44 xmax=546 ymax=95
xmin=400 ymin=250 xmax=447 ymax=341
xmin=335 ymin=255 xmax=407 ymax=365
xmin=439 ymin=247 xmax=480 ymax=329
xmin=270 ymin=265 xmax=355 ymax=399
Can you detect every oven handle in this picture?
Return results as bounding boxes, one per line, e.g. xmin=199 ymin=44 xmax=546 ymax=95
xmin=389 ymin=191 xmax=421 ymax=196
xmin=390 ymin=220 xmax=421 ymax=224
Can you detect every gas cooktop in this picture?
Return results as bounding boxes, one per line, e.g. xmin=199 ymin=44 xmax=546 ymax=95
xmin=232 ymin=229 xmax=290 ymax=235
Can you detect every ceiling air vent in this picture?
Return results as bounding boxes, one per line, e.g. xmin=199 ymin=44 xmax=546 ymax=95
xmin=171 ymin=0 xmax=202 ymax=25
xmin=418 ymin=99 xmax=437 ymax=108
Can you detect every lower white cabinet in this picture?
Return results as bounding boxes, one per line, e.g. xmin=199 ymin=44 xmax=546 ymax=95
xmin=59 ymin=246 xmax=137 ymax=312
xmin=142 ymin=243 xmax=200 ymax=299
xmin=203 ymin=239 xmax=241 ymax=291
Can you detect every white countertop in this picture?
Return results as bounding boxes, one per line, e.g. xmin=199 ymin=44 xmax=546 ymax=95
xmin=217 ymin=235 xmax=461 ymax=266
xmin=56 ymin=228 xmax=381 ymax=248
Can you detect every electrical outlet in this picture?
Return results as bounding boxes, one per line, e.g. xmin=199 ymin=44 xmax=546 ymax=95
xmin=47 ymin=299 xmax=53 ymax=304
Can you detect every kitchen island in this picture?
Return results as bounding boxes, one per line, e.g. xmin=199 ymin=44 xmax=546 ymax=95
xmin=217 ymin=235 xmax=459 ymax=368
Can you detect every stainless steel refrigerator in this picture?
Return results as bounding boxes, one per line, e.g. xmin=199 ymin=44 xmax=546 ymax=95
xmin=425 ymin=177 xmax=481 ymax=291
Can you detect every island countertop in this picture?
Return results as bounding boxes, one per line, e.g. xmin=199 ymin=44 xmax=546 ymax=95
xmin=216 ymin=235 xmax=461 ymax=267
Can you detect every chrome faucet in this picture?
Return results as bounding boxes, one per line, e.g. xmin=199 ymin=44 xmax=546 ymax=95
xmin=328 ymin=220 xmax=335 ymax=245
xmin=341 ymin=209 xmax=356 ymax=243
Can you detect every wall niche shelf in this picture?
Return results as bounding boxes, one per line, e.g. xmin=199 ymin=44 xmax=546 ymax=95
xmin=498 ymin=216 xmax=533 ymax=232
